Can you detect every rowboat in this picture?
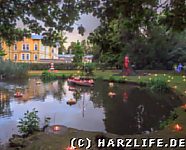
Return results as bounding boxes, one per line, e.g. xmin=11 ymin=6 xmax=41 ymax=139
xmin=67 ymin=77 xmax=94 ymax=87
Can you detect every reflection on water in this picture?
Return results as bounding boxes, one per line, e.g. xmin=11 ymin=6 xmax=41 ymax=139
xmin=0 ymin=78 xmax=182 ymax=143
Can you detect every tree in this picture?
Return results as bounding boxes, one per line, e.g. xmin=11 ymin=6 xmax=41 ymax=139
xmin=58 ymin=32 xmax=67 ymax=54
xmin=71 ymin=41 xmax=84 ymax=63
xmin=0 ymin=0 xmax=82 ymax=44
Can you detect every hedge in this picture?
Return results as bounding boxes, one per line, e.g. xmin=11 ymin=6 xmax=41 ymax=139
xmin=18 ymin=63 xmax=77 ymax=70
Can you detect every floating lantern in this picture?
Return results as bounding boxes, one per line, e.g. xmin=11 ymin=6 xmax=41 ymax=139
xmin=184 ymin=91 xmax=186 ymax=94
xmin=138 ymin=76 xmax=141 ymax=79
xmin=173 ymin=124 xmax=183 ymax=132
xmin=108 ymin=92 xmax=116 ymax=97
xmin=53 ymin=125 xmax=61 ymax=131
xmin=171 ymin=77 xmax=174 ymax=80
xmin=148 ymin=73 xmax=151 ymax=75
xmin=168 ymin=76 xmax=171 ymax=78
xmin=167 ymin=80 xmax=171 ymax=83
xmin=123 ymin=92 xmax=128 ymax=102
xmin=109 ymin=82 xmax=114 ymax=87
xmin=77 ymin=71 xmax=80 ymax=74
xmin=181 ymin=104 xmax=186 ymax=110
xmin=173 ymin=86 xmax=177 ymax=89
xmin=182 ymin=75 xmax=185 ymax=78
xmin=122 ymin=75 xmax=126 ymax=78
xmin=154 ymin=74 xmax=157 ymax=77
xmin=149 ymin=78 xmax=152 ymax=81
xmin=183 ymin=79 xmax=186 ymax=82
xmin=163 ymin=74 xmax=166 ymax=76
xmin=66 ymin=146 xmax=76 ymax=150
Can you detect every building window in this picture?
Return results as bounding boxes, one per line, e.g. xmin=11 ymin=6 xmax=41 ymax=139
xmin=34 ymin=44 xmax=38 ymax=50
xmin=26 ymin=44 xmax=29 ymax=51
xmin=14 ymin=54 xmax=17 ymax=61
xmin=22 ymin=54 xmax=25 ymax=60
xmin=34 ymin=54 xmax=38 ymax=61
xmin=14 ymin=44 xmax=17 ymax=50
xmin=26 ymin=54 xmax=30 ymax=60
xmin=22 ymin=44 xmax=26 ymax=51
xmin=52 ymin=49 xmax=54 ymax=53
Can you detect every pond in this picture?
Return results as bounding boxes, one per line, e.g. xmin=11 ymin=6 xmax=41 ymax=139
xmin=0 ymin=78 xmax=182 ymax=144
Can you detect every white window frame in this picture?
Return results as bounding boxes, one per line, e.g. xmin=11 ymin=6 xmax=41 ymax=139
xmin=34 ymin=54 xmax=38 ymax=61
xmin=26 ymin=44 xmax=29 ymax=51
xmin=22 ymin=54 xmax=25 ymax=60
xmin=26 ymin=54 xmax=30 ymax=60
xmin=22 ymin=44 xmax=26 ymax=51
xmin=14 ymin=54 xmax=17 ymax=61
xmin=34 ymin=43 xmax=38 ymax=50
xmin=14 ymin=44 xmax=17 ymax=51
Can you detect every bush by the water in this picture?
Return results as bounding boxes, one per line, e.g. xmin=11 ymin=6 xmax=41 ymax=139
xmin=41 ymin=71 xmax=57 ymax=81
xmin=27 ymin=63 xmax=77 ymax=70
xmin=148 ymin=78 xmax=170 ymax=92
xmin=84 ymin=63 xmax=96 ymax=75
xmin=159 ymin=111 xmax=178 ymax=129
xmin=17 ymin=109 xmax=40 ymax=136
xmin=0 ymin=60 xmax=29 ymax=79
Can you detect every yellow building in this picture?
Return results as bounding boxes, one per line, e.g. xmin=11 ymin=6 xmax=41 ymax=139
xmin=1 ymin=34 xmax=59 ymax=63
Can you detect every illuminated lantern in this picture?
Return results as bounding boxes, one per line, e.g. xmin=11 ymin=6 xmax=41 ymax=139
xmin=66 ymin=146 xmax=76 ymax=150
xmin=181 ymin=104 xmax=186 ymax=110
xmin=53 ymin=125 xmax=61 ymax=131
xmin=163 ymin=74 xmax=166 ymax=76
xmin=108 ymin=92 xmax=116 ymax=97
xmin=183 ymin=79 xmax=186 ymax=82
xmin=173 ymin=124 xmax=183 ymax=131
xmin=167 ymin=80 xmax=171 ymax=83
xmin=154 ymin=74 xmax=157 ymax=77
xmin=138 ymin=76 xmax=141 ymax=79
xmin=184 ymin=91 xmax=186 ymax=94
xmin=149 ymin=78 xmax=152 ymax=80
xmin=109 ymin=82 xmax=114 ymax=87
xmin=173 ymin=86 xmax=177 ymax=89
xmin=123 ymin=92 xmax=128 ymax=102
xmin=171 ymin=77 xmax=174 ymax=80
xmin=183 ymin=75 xmax=185 ymax=78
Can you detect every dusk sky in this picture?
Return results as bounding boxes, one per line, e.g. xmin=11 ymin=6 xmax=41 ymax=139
xmin=64 ymin=14 xmax=100 ymax=48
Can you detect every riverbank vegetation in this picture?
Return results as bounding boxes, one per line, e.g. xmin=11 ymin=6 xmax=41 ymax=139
xmin=0 ymin=60 xmax=29 ymax=79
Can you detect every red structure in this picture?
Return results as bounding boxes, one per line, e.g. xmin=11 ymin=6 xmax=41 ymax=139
xmin=123 ymin=55 xmax=130 ymax=75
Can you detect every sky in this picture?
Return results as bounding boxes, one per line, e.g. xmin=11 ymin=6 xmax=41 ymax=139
xmin=64 ymin=14 xmax=100 ymax=48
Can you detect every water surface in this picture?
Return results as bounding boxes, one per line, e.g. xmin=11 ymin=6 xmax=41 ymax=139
xmin=0 ymin=78 xmax=181 ymax=143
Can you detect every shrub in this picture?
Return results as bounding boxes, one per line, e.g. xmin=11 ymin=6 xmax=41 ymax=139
xmin=159 ymin=111 xmax=178 ymax=129
xmin=84 ymin=63 xmax=96 ymax=75
xmin=41 ymin=71 xmax=57 ymax=81
xmin=0 ymin=60 xmax=29 ymax=79
xmin=17 ymin=109 xmax=40 ymax=136
xmin=147 ymin=78 xmax=170 ymax=92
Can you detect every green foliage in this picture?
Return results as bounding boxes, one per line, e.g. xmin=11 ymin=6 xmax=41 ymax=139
xmin=71 ymin=41 xmax=84 ymax=63
xmin=41 ymin=71 xmax=57 ymax=81
xmin=17 ymin=109 xmax=40 ymax=136
xmin=84 ymin=63 xmax=96 ymax=76
xmin=0 ymin=60 xmax=29 ymax=79
xmin=148 ymin=78 xmax=170 ymax=92
xmin=28 ymin=63 xmax=76 ymax=70
xmin=159 ymin=111 xmax=178 ymax=129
